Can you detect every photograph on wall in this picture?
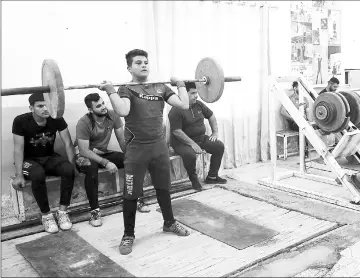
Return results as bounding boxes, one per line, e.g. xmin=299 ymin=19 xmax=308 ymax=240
xmin=327 ymin=9 xmax=342 ymax=79
xmin=291 ymin=1 xmax=312 ymax=22
xmin=312 ymin=10 xmax=321 ymax=45
xmin=313 ymin=45 xmax=328 ymax=84
xmin=311 ymin=7 xmax=328 ymax=84
xmin=329 ymin=52 xmax=343 ymax=78
xmin=312 ymin=0 xmax=326 ymax=11
xmin=321 ymin=18 xmax=328 ymax=29
xmin=328 ymin=9 xmax=341 ymax=46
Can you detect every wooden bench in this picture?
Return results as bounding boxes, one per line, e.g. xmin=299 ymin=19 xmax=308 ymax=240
xmin=10 ymin=153 xmax=209 ymax=222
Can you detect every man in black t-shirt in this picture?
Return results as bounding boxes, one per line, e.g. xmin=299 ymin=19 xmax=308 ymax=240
xmin=319 ymin=77 xmax=339 ymax=95
xmin=168 ymin=82 xmax=227 ymax=191
xmin=12 ymin=93 xmax=77 ymax=234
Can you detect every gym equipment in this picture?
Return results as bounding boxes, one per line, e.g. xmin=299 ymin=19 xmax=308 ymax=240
xmin=260 ymin=75 xmax=360 ymax=206
xmin=312 ymin=92 xmax=350 ymax=133
xmin=1 ymin=58 xmax=242 ymax=118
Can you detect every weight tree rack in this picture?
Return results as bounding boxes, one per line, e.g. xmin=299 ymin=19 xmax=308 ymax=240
xmin=259 ymin=75 xmax=360 ymax=207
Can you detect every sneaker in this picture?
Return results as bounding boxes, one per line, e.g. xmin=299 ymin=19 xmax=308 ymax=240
xmin=163 ymin=221 xmax=190 ymax=236
xmin=119 ymin=235 xmax=135 ymax=255
xmin=137 ymin=199 xmax=150 ymax=213
xmin=205 ymin=175 xmax=227 ymax=184
xmin=55 ymin=210 xmax=72 ymax=230
xmin=191 ymin=178 xmax=203 ymax=191
xmin=89 ymin=208 xmax=102 ymax=227
xmin=42 ymin=213 xmax=59 ymax=234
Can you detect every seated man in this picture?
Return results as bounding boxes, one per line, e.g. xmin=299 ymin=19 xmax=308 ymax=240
xmin=75 ymin=93 xmax=126 ymax=227
xmin=319 ymin=77 xmax=339 ymax=95
xmin=280 ymin=81 xmax=310 ymax=156
xmin=12 ymin=93 xmax=77 ymax=234
xmin=168 ymin=82 xmax=227 ymax=191
xmin=280 ymin=81 xmax=309 ymax=131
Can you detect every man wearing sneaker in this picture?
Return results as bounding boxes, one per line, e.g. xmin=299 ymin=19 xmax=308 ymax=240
xmin=11 ymin=93 xmax=77 ymax=234
xmin=76 ymin=93 xmax=126 ymax=227
xmin=168 ymin=82 xmax=227 ymax=190
xmin=98 ymin=49 xmax=191 ymax=256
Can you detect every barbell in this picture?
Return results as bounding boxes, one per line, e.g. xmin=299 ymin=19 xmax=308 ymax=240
xmin=1 ymin=58 xmax=242 ymax=119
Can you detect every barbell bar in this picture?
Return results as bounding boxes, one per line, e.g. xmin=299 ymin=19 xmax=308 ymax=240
xmin=1 ymin=77 xmax=240 ymax=96
xmin=1 ymin=57 xmax=242 ymax=119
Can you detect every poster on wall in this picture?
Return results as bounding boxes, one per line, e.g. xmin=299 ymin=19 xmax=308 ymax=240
xmin=327 ymin=9 xmax=342 ymax=80
xmin=311 ymin=6 xmax=328 ymax=84
xmin=290 ymin=1 xmax=313 ymax=83
xmin=328 ymin=9 xmax=341 ymax=46
xmin=290 ymin=1 xmax=342 ymax=85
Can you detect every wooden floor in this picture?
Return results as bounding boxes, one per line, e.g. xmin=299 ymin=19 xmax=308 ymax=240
xmin=1 ymin=188 xmax=339 ymax=277
xmin=220 ymin=157 xmax=360 ymax=212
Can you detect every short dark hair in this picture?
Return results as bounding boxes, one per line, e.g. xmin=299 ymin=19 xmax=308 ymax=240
xmin=329 ymin=77 xmax=339 ymax=84
xmin=84 ymin=93 xmax=101 ymax=109
xmin=185 ymin=82 xmax=197 ymax=92
xmin=125 ymin=49 xmax=148 ymax=67
xmin=28 ymin=93 xmax=44 ymax=106
xmin=292 ymin=81 xmax=298 ymax=88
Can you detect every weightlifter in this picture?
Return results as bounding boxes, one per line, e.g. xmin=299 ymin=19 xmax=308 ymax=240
xmin=319 ymin=77 xmax=339 ymax=95
xmin=168 ymin=82 xmax=227 ymax=191
xmin=98 ymin=49 xmax=190 ymax=255
xmin=12 ymin=93 xmax=77 ymax=234
xmin=75 ymin=93 xmax=126 ymax=227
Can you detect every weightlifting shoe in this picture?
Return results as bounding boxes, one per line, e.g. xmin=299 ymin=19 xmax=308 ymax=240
xmin=55 ymin=210 xmax=72 ymax=230
xmin=119 ymin=235 xmax=135 ymax=255
xmin=42 ymin=213 xmax=59 ymax=234
xmin=89 ymin=208 xmax=102 ymax=227
xmin=205 ymin=175 xmax=227 ymax=184
xmin=163 ymin=220 xmax=190 ymax=236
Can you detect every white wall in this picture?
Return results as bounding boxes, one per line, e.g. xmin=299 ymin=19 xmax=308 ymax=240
xmin=1 ymin=1 xmax=160 ymax=107
xmin=340 ymin=1 xmax=360 ymax=70
xmin=1 ymin=1 xmax=161 ymax=194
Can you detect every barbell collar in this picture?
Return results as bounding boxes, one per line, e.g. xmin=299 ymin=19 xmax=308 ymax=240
xmin=224 ymin=76 xmax=242 ymax=82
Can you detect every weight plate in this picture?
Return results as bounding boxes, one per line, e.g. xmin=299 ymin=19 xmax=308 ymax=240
xmin=42 ymin=59 xmax=65 ymax=119
xmin=195 ymin=57 xmax=224 ymax=103
xmin=339 ymin=91 xmax=360 ymax=127
xmin=313 ymin=92 xmax=348 ymax=133
xmin=333 ymin=92 xmax=351 ymax=133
